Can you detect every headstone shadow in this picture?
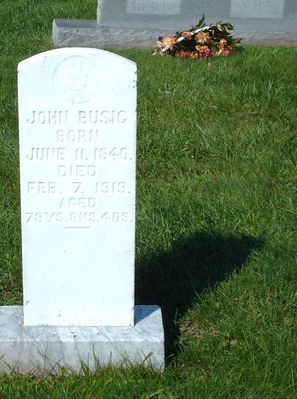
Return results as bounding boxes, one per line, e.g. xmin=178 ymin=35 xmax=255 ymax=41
xmin=135 ymin=231 xmax=265 ymax=359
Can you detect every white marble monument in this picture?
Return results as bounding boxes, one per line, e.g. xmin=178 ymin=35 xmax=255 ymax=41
xmin=0 ymin=48 xmax=164 ymax=374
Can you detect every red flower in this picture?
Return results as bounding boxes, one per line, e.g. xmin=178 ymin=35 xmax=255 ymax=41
xmin=196 ymin=45 xmax=211 ymax=59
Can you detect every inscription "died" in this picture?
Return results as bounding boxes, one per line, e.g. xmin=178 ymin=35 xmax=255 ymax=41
xmin=57 ymin=165 xmax=96 ymax=177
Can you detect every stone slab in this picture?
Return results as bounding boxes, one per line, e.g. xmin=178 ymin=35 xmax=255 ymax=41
xmin=52 ymin=19 xmax=173 ymax=49
xmin=0 ymin=305 xmax=164 ymax=374
xmin=52 ymin=18 xmax=297 ymax=49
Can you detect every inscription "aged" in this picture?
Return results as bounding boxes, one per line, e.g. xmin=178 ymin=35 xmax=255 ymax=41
xmin=59 ymin=197 xmax=96 ymax=208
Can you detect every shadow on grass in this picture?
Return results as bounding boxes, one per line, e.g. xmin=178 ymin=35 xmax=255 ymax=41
xmin=135 ymin=232 xmax=264 ymax=360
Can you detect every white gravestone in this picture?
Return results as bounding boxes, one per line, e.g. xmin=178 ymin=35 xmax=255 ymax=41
xmin=230 ymin=0 xmax=285 ymax=19
xmin=19 ymin=48 xmax=136 ymax=327
xmin=97 ymin=0 xmax=228 ymax=28
xmin=0 ymin=48 xmax=164 ymax=373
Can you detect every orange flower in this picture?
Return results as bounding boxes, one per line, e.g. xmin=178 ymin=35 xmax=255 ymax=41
xmin=181 ymin=31 xmax=192 ymax=39
xmin=216 ymin=38 xmax=233 ymax=56
xmin=217 ymin=38 xmax=227 ymax=51
xmin=154 ymin=35 xmax=176 ymax=55
xmin=196 ymin=31 xmax=211 ymax=44
xmin=162 ymin=35 xmax=176 ymax=50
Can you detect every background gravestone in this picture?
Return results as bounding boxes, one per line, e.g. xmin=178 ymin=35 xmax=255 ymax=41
xmin=97 ymin=0 xmax=229 ymax=29
xmin=53 ymin=0 xmax=297 ymax=48
xmin=0 ymin=48 xmax=164 ymax=374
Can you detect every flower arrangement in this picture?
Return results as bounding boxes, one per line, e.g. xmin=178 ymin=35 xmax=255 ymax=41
xmin=154 ymin=15 xmax=241 ymax=60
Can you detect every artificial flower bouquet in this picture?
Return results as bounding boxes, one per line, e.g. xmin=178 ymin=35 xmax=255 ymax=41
xmin=154 ymin=15 xmax=241 ymax=60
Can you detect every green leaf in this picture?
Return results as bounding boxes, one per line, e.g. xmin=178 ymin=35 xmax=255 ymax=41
xmin=196 ymin=14 xmax=206 ymax=29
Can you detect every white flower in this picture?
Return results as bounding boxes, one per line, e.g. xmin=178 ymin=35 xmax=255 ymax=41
xmin=192 ymin=26 xmax=210 ymax=34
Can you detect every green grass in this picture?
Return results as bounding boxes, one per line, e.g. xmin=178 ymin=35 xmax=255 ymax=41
xmin=0 ymin=1 xmax=297 ymax=398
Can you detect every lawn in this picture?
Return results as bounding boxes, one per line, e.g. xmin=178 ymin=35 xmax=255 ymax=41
xmin=0 ymin=1 xmax=297 ymax=398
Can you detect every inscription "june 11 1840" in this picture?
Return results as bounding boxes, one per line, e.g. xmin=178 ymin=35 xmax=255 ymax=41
xmin=26 ymin=147 xmax=130 ymax=161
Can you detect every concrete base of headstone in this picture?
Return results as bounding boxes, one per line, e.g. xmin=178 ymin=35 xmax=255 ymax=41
xmin=0 ymin=305 xmax=164 ymax=374
xmin=52 ymin=19 xmax=175 ymax=48
xmin=235 ymin=31 xmax=297 ymax=45
xmin=52 ymin=19 xmax=297 ymax=48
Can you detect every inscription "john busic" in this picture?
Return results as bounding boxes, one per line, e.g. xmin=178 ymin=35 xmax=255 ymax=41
xmin=26 ymin=110 xmax=128 ymax=125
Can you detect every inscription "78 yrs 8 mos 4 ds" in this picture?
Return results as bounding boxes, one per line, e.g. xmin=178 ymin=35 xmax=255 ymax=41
xmin=24 ymin=211 xmax=132 ymax=226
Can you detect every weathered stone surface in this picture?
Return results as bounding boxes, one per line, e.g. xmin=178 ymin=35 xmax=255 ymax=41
xmin=53 ymin=19 xmax=173 ymax=49
xmin=0 ymin=305 xmax=164 ymax=373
